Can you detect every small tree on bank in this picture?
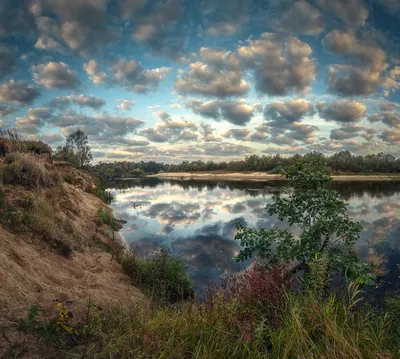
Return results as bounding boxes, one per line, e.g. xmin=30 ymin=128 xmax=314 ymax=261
xmin=235 ymin=154 xmax=375 ymax=285
xmin=54 ymin=129 xmax=92 ymax=168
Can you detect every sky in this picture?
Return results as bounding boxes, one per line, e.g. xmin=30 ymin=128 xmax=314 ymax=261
xmin=1 ymin=0 xmax=400 ymax=163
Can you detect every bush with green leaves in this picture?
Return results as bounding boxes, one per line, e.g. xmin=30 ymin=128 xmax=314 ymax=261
xmin=235 ymin=155 xmax=375 ymax=286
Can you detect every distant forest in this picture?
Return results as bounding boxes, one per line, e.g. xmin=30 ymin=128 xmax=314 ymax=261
xmin=90 ymin=151 xmax=400 ymax=180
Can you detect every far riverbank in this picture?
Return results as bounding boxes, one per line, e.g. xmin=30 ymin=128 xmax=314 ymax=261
xmin=147 ymin=172 xmax=400 ymax=182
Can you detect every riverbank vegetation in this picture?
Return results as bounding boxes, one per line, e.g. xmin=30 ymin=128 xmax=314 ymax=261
xmin=1 ymin=129 xmax=398 ymax=358
xmin=91 ymin=151 xmax=400 ymax=180
xmin=13 ymin=152 xmax=400 ymax=358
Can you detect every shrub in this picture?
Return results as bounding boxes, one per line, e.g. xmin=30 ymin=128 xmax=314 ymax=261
xmin=121 ymin=249 xmax=194 ymax=303
xmin=1 ymin=153 xmax=59 ymax=188
xmin=219 ymin=263 xmax=287 ymax=325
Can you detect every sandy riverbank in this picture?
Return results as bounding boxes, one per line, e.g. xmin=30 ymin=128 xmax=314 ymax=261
xmin=147 ymin=172 xmax=400 ymax=182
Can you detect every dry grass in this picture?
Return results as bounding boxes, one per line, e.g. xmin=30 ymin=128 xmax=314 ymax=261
xmin=21 ymin=194 xmax=77 ymax=257
xmin=1 ymin=153 xmax=60 ymax=189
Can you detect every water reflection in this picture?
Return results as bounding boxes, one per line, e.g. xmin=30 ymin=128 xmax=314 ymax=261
xmin=109 ymin=179 xmax=400 ymax=295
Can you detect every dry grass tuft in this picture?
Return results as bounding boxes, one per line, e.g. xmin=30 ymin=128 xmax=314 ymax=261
xmin=1 ymin=153 xmax=60 ymax=189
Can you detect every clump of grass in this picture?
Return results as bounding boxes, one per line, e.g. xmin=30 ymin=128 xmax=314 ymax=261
xmin=21 ymin=195 xmax=76 ymax=257
xmin=91 ymin=179 xmax=114 ymax=204
xmin=121 ymin=249 xmax=194 ymax=304
xmin=1 ymin=152 xmax=59 ymax=189
xmin=62 ymin=175 xmax=73 ymax=184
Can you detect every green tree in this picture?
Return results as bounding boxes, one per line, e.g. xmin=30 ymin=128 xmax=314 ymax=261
xmin=235 ymin=155 xmax=374 ymax=285
xmin=54 ymin=129 xmax=92 ymax=168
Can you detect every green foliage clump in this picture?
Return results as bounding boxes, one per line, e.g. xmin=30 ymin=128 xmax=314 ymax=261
xmin=1 ymin=152 xmax=60 ymax=189
xmin=235 ymin=155 xmax=374 ymax=285
xmin=121 ymin=249 xmax=194 ymax=303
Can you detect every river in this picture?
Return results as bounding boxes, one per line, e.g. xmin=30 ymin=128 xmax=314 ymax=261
xmin=108 ymin=178 xmax=400 ymax=298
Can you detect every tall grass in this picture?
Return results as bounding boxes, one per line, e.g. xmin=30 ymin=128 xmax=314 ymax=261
xmin=1 ymin=152 xmax=60 ymax=188
xmin=19 ymin=261 xmax=399 ymax=358
xmin=0 ymin=126 xmax=52 ymax=156
xmin=80 ymin=283 xmax=394 ymax=359
xmin=121 ymin=249 xmax=194 ymax=303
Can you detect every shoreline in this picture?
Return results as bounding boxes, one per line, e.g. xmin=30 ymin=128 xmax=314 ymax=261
xmin=147 ymin=172 xmax=400 ymax=182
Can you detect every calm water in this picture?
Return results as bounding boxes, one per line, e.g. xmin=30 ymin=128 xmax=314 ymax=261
xmin=109 ymin=179 xmax=400 ymax=296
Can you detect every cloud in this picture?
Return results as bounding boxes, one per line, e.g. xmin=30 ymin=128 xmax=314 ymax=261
xmin=186 ymin=99 xmax=254 ymax=126
xmin=34 ymin=16 xmax=65 ymax=53
xmin=40 ymin=132 xmax=64 ymax=145
xmin=377 ymin=0 xmax=400 ymax=16
xmin=380 ymin=129 xmax=400 ymax=144
xmin=203 ymin=142 xmax=252 ymax=157
xmin=0 ymin=104 xmax=17 ymax=116
xmin=68 ymin=94 xmax=105 ymax=109
xmin=47 ymin=96 xmax=71 ymax=109
xmin=154 ymin=110 xmax=171 ymax=121
xmin=118 ymin=0 xmax=147 ymax=21
xmin=237 ymin=33 xmax=316 ymax=95
xmin=368 ymin=112 xmax=400 ymax=128
xmin=0 ymin=0 xmax=37 ymax=38
xmin=124 ymin=138 xmax=149 ymax=146
xmin=45 ymin=94 xmax=105 ymax=110
xmin=175 ymin=61 xmax=249 ymax=98
xmin=140 ymin=116 xmax=199 ymax=143
xmin=32 ymin=61 xmax=80 ymax=89
xmin=264 ymin=99 xmax=314 ymax=127
xmin=111 ymin=58 xmax=171 ymax=93
xmin=202 ymin=0 xmax=249 ymax=36
xmin=316 ymin=100 xmax=367 ymax=123
xmin=271 ymin=1 xmax=324 ymax=35
xmin=317 ymin=0 xmax=368 ymax=26
xmin=380 ymin=101 xmax=396 ymax=112
xmin=38 ymin=0 xmax=118 ymax=56
xmin=322 ymin=30 xmax=397 ymax=96
xmin=0 ymin=44 xmax=17 ymax=78
xmin=83 ymin=60 xmax=106 ymax=85
xmin=200 ymin=123 xmax=222 ymax=142
xmin=221 ymin=129 xmax=250 ymax=141
xmin=139 ymin=128 xmax=169 ymax=143
xmin=15 ymin=107 xmax=53 ymax=134
xmin=117 ymin=99 xmax=135 ymax=111
xmin=330 ymin=124 xmax=377 ymax=140
xmin=58 ymin=113 xmax=145 ymax=145
xmin=130 ymin=0 xmax=187 ymax=58
xmin=0 ymin=80 xmax=40 ymax=105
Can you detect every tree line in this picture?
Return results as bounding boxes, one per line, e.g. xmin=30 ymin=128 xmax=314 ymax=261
xmin=90 ymin=151 xmax=400 ymax=180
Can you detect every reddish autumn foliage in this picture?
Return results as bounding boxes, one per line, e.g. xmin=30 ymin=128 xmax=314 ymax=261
xmin=219 ymin=262 xmax=288 ymax=309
